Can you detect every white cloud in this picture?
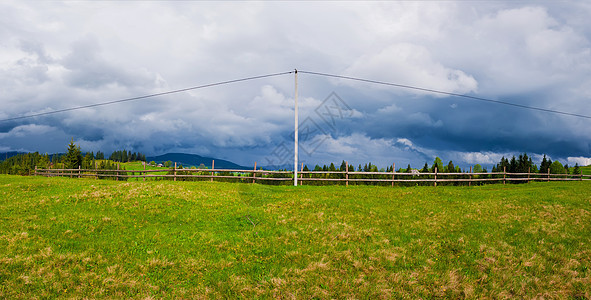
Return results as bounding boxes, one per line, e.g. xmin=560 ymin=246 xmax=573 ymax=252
xmin=0 ymin=124 xmax=54 ymax=138
xmin=0 ymin=1 xmax=590 ymax=169
xmin=567 ymin=157 xmax=591 ymax=167
xmin=344 ymin=43 xmax=478 ymax=95
xmin=396 ymin=138 xmax=414 ymax=148
xmin=378 ymin=104 xmax=402 ymax=114
xmin=453 ymin=152 xmax=505 ymax=165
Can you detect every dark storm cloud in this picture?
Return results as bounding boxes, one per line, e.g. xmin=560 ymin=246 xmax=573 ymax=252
xmin=0 ymin=1 xmax=590 ymax=168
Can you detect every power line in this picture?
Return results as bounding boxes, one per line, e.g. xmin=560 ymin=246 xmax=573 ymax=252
xmin=0 ymin=71 xmax=294 ymax=123
xmin=298 ymin=70 xmax=591 ymax=120
xmin=3 ymin=69 xmax=590 ymax=122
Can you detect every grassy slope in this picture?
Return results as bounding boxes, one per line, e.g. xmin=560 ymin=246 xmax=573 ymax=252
xmin=0 ymin=176 xmax=589 ymax=298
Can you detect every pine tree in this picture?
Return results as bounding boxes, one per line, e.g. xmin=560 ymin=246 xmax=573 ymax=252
xmin=95 ymin=151 xmax=104 ymax=160
xmin=421 ymin=163 xmax=429 ymax=173
xmin=82 ymin=152 xmax=94 ymax=169
xmin=339 ymin=160 xmax=347 ymax=171
xmin=446 ymin=161 xmax=455 ymax=173
xmin=65 ymin=139 xmax=82 ymax=169
xmin=509 ymin=156 xmax=517 ymax=173
xmin=573 ymin=163 xmax=580 ymax=175
xmin=540 ymin=155 xmax=551 ymax=173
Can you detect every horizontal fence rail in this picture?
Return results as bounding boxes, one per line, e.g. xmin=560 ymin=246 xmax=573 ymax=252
xmin=34 ymin=165 xmax=591 ymax=186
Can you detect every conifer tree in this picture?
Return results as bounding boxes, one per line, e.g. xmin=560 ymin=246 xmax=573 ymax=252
xmin=65 ymin=139 xmax=82 ymax=169
xmin=540 ymin=155 xmax=552 ymax=173
xmin=421 ymin=163 xmax=429 ymax=173
xmin=446 ymin=161 xmax=455 ymax=173
xmin=339 ymin=160 xmax=347 ymax=171
xmin=573 ymin=163 xmax=580 ymax=175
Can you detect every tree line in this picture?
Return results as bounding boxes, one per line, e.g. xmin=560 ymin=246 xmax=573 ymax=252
xmin=298 ymin=153 xmax=580 ymax=175
xmin=0 ymin=140 xmax=584 ymax=181
xmin=0 ymin=139 xmax=146 ymax=176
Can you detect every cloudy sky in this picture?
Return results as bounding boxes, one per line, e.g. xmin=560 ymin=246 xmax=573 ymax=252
xmin=1 ymin=1 xmax=591 ymax=169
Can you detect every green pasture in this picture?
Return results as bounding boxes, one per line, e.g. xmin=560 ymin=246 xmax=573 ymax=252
xmin=0 ymin=175 xmax=589 ymax=298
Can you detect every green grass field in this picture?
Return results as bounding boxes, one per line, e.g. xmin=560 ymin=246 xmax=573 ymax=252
xmin=0 ymin=175 xmax=589 ymax=298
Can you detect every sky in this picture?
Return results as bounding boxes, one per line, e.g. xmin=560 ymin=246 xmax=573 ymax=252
xmin=1 ymin=1 xmax=591 ymax=169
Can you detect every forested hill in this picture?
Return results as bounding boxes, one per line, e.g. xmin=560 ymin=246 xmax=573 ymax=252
xmin=146 ymin=153 xmax=249 ymax=170
xmin=0 ymin=152 xmax=26 ymax=160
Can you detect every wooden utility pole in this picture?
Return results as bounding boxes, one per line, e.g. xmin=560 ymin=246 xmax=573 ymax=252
xmin=294 ymin=69 xmax=298 ymax=186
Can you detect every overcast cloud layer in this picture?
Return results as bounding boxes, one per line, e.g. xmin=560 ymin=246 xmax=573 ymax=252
xmin=1 ymin=1 xmax=590 ymax=169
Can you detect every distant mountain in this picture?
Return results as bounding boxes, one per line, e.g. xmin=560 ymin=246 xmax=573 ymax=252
xmin=146 ymin=153 xmax=249 ymax=170
xmin=0 ymin=152 xmax=27 ymax=161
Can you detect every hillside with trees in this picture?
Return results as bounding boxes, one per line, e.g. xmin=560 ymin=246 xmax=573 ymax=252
xmin=0 ymin=140 xmax=585 ymax=184
xmin=0 ymin=140 xmax=146 ymax=176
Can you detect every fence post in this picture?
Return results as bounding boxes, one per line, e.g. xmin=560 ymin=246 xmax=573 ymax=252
xmin=547 ymin=168 xmax=550 ymax=182
xmin=392 ymin=163 xmax=395 ymax=188
xmin=434 ymin=167 xmax=437 ymax=187
xmin=528 ymin=167 xmax=530 ymax=184
xmin=346 ymin=161 xmax=349 ymax=187
xmin=503 ymin=166 xmax=506 ymax=185
xmin=469 ymin=166 xmax=472 ymax=187
xmin=143 ymin=161 xmax=146 ymax=182
xmin=34 ymin=166 xmax=37 ymax=176
xmin=301 ymin=163 xmax=304 ymax=185
xmin=211 ymin=160 xmax=215 ymax=182
xmin=78 ymin=165 xmax=81 ymax=179
xmin=116 ymin=164 xmax=119 ymax=181
xmin=174 ymin=162 xmax=177 ymax=182
xmin=253 ymin=162 xmax=257 ymax=184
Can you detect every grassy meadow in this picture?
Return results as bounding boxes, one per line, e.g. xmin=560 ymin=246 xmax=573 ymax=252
xmin=0 ymin=175 xmax=590 ymax=298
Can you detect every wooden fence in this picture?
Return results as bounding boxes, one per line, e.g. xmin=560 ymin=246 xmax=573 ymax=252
xmin=34 ymin=164 xmax=590 ymax=186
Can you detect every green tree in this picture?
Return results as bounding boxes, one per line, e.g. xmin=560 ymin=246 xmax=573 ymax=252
xmin=540 ymin=155 xmax=551 ymax=174
xmin=82 ymin=152 xmax=94 ymax=169
xmin=64 ymin=139 xmax=82 ymax=169
xmin=472 ymin=164 xmax=483 ymax=179
xmin=549 ymin=160 xmax=566 ymax=174
xmin=339 ymin=160 xmax=347 ymax=171
xmin=432 ymin=157 xmax=443 ymax=172
xmin=369 ymin=163 xmax=378 ymax=172
xmin=509 ymin=156 xmax=517 ymax=173
xmin=421 ymin=163 xmax=429 ymax=173
xmin=473 ymin=164 xmax=483 ymax=173
xmin=96 ymin=151 xmax=105 ymax=160
xmin=446 ymin=161 xmax=455 ymax=173
xmin=328 ymin=163 xmax=336 ymax=171
xmin=573 ymin=163 xmax=580 ymax=175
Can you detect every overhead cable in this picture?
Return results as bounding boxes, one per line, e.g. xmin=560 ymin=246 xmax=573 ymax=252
xmin=299 ymin=70 xmax=591 ymax=120
xmin=0 ymin=71 xmax=294 ymax=122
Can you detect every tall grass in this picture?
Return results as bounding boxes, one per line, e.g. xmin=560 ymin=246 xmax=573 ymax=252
xmin=0 ymin=175 xmax=589 ymax=298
